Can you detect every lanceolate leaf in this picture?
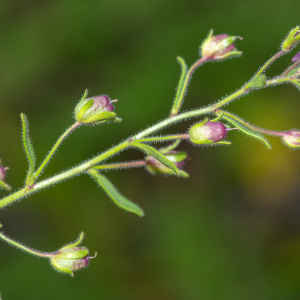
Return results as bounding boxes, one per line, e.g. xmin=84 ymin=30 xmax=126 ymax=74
xmin=159 ymin=139 xmax=181 ymax=154
xmin=20 ymin=113 xmax=36 ymax=184
xmin=130 ymin=142 xmax=179 ymax=175
xmin=291 ymin=80 xmax=300 ymax=91
xmin=222 ymin=115 xmax=272 ymax=149
xmin=179 ymin=170 xmax=189 ymax=178
xmin=171 ymin=56 xmax=188 ymax=115
xmin=0 ymin=181 xmax=11 ymax=191
xmin=88 ymin=169 xmax=144 ymax=217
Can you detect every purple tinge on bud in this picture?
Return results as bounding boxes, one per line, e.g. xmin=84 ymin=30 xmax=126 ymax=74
xmin=209 ymin=34 xmax=235 ymax=57
xmin=201 ymin=31 xmax=241 ymax=60
xmin=189 ymin=121 xmax=228 ymax=145
xmin=282 ymin=131 xmax=300 ymax=148
xmin=90 ymin=95 xmax=114 ymax=112
xmin=74 ymin=94 xmax=117 ymax=124
xmin=292 ymin=51 xmax=300 ymax=62
xmin=50 ymin=245 xmax=97 ymax=276
xmin=0 ymin=165 xmax=7 ymax=181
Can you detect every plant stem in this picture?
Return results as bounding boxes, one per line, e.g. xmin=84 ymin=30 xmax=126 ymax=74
xmin=0 ymin=54 xmax=291 ymax=209
xmin=171 ymin=57 xmax=209 ymax=116
xmin=254 ymin=51 xmax=285 ymax=78
xmin=137 ymin=134 xmax=189 ymax=143
xmin=280 ymin=59 xmax=300 ymax=78
xmin=33 ymin=122 xmax=81 ymax=181
xmin=92 ymin=161 xmax=146 ymax=170
xmin=0 ymin=224 xmax=52 ymax=258
xmin=216 ymin=110 xmax=285 ymax=137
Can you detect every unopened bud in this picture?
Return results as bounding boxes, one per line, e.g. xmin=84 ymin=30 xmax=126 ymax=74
xmin=201 ymin=30 xmax=242 ymax=60
xmin=292 ymin=51 xmax=300 ymax=62
xmin=75 ymin=94 xmax=117 ymax=124
xmin=50 ymin=232 xmax=96 ymax=277
xmin=282 ymin=131 xmax=300 ymax=148
xmin=189 ymin=120 xmax=228 ymax=145
xmin=282 ymin=26 xmax=300 ymax=52
xmin=0 ymin=166 xmax=6 ymax=181
xmin=146 ymin=151 xmax=188 ymax=176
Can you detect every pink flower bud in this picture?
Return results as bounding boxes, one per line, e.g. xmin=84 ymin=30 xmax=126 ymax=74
xmin=75 ymin=94 xmax=117 ymax=124
xmin=201 ymin=30 xmax=242 ymax=60
xmin=0 ymin=165 xmax=6 ymax=181
xmin=282 ymin=131 xmax=300 ymax=148
xmin=189 ymin=121 xmax=228 ymax=145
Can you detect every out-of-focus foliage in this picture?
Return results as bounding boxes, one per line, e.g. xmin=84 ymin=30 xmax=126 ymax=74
xmin=1 ymin=0 xmax=300 ymax=299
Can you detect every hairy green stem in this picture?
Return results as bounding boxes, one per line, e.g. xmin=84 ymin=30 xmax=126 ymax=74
xmin=93 ymin=161 xmax=146 ymax=170
xmin=280 ymin=59 xmax=300 ymax=78
xmin=216 ymin=110 xmax=285 ymax=137
xmin=0 ymin=224 xmax=52 ymax=257
xmin=0 ymin=53 xmax=292 ymax=209
xmin=33 ymin=122 xmax=81 ymax=181
xmin=171 ymin=57 xmax=209 ymax=116
xmin=254 ymin=51 xmax=285 ymax=78
xmin=137 ymin=134 xmax=189 ymax=143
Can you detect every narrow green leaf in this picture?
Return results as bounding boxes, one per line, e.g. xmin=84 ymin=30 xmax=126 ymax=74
xmin=159 ymin=139 xmax=181 ymax=154
xmin=179 ymin=170 xmax=189 ymax=178
xmin=0 ymin=181 xmax=11 ymax=191
xmin=130 ymin=142 xmax=179 ymax=175
xmin=222 ymin=115 xmax=272 ymax=149
xmin=88 ymin=169 xmax=144 ymax=217
xmin=171 ymin=56 xmax=188 ymax=116
xmin=20 ymin=113 xmax=36 ymax=184
xmin=291 ymin=80 xmax=300 ymax=91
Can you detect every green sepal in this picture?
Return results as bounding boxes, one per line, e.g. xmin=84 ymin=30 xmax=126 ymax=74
xmin=50 ymin=259 xmax=75 ymax=276
xmin=245 ymin=74 xmax=267 ymax=89
xmin=159 ymin=139 xmax=181 ymax=154
xmin=87 ymin=169 xmax=144 ymax=217
xmin=75 ymin=99 xmax=94 ymax=121
xmin=214 ymin=36 xmax=239 ymax=53
xmin=171 ymin=56 xmax=188 ymax=116
xmin=130 ymin=142 xmax=180 ymax=175
xmin=222 ymin=115 xmax=272 ymax=149
xmin=282 ymin=26 xmax=300 ymax=52
xmin=286 ymin=67 xmax=300 ymax=77
xmin=83 ymin=111 xmax=116 ymax=124
xmin=0 ymin=181 xmax=11 ymax=191
xmin=20 ymin=113 xmax=36 ymax=185
xmin=215 ymin=140 xmax=232 ymax=145
xmin=216 ymin=50 xmax=243 ymax=60
xmin=291 ymin=79 xmax=300 ymax=90
xmin=59 ymin=232 xmax=84 ymax=251
xmin=179 ymin=170 xmax=189 ymax=178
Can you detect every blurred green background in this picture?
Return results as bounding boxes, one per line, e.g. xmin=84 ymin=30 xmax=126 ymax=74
xmin=1 ymin=0 xmax=300 ymax=299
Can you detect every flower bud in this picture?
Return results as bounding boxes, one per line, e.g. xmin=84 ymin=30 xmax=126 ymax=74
xmin=75 ymin=94 xmax=117 ymax=124
xmin=282 ymin=131 xmax=300 ymax=148
xmin=189 ymin=120 xmax=228 ymax=145
xmin=292 ymin=51 xmax=300 ymax=62
xmin=201 ymin=30 xmax=242 ymax=60
xmin=50 ymin=232 xmax=96 ymax=276
xmin=0 ymin=165 xmax=6 ymax=181
xmin=282 ymin=26 xmax=300 ymax=52
xmin=145 ymin=151 xmax=188 ymax=176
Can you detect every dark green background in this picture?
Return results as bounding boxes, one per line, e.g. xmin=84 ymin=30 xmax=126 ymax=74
xmin=1 ymin=0 xmax=300 ymax=299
